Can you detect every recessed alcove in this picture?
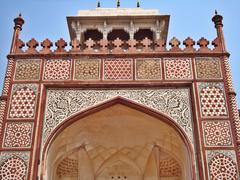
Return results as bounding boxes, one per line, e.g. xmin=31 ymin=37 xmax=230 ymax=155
xmin=134 ymin=29 xmax=154 ymax=41
xmin=83 ymin=29 xmax=103 ymax=41
xmin=107 ymin=29 xmax=130 ymax=41
xmin=45 ymin=104 xmax=192 ymax=180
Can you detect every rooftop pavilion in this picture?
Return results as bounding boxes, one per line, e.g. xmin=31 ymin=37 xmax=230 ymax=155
xmin=67 ymin=7 xmax=170 ymax=43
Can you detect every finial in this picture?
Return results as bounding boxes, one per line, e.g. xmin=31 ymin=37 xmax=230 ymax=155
xmin=14 ymin=13 xmax=25 ymax=30
xmin=117 ymin=0 xmax=120 ymax=8
xmin=212 ymin=10 xmax=223 ymax=28
xmin=212 ymin=10 xmax=226 ymax=52
xmin=97 ymin=1 xmax=101 ymax=8
xmin=137 ymin=0 xmax=140 ymax=8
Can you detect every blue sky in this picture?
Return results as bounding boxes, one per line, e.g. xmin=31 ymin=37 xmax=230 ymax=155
xmin=0 ymin=0 xmax=239 ymax=107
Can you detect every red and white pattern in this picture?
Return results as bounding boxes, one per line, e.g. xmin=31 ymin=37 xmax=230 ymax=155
xmin=0 ymin=157 xmax=27 ymax=179
xmin=9 ymin=84 xmax=38 ymax=119
xmin=199 ymin=84 xmax=227 ymax=117
xmin=202 ymin=121 xmax=233 ymax=147
xmin=0 ymin=152 xmax=29 ymax=180
xmin=208 ymin=153 xmax=238 ymax=180
xmin=104 ymin=59 xmax=133 ymax=80
xmin=0 ymin=100 xmax=6 ymax=138
xmin=2 ymin=59 xmax=14 ymax=96
xmin=3 ymin=122 xmax=33 ymax=148
xmin=164 ymin=58 xmax=192 ymax=80
xmin=44 ymin=59 xmax=71 ymax=80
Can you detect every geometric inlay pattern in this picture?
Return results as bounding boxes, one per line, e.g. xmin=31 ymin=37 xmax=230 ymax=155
xmin=202 ymin=120 xmax=233 ymax=147
xmin=164 ymin=58 xmax=192 ymax=80
xmin=103 ymin=59 xmax=133 ymax=80
xmin=198 ymin=83 xmax=228 ymax=117
xmin=136 ymin=58 xmax=162 ymax=80
xmin=8 ymin=84 xmax=38 ymax=119
xmin=3 ymin=122 xmax=34 ymax=148
xmin=74 ymin=59 xmax=100 ymax=80
xmin=14 ymin=59 xmax=41 ymax=80
xmin=207 ymin=150 xmax=238 ymax=180
xmin=43 ymin=59 xmax=71 ymax=80
xmin=0 ymin=151 xmax=30 ymax=180
xmin=43 ymin=88 xmax=193 ymax=144
xmin=195 ymin=57 xmax=222 ymax=79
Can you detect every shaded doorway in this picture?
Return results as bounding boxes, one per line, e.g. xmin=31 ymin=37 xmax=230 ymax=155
xmin=45 ymin=103 xmax=193 ymax=180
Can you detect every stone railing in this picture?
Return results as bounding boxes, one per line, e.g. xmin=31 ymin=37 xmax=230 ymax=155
xmin=12 ymin=36 xmax=223 ymax=55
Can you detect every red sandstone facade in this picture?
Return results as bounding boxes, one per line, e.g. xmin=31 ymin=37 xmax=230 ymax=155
xmin=0 ymin=8 xmax=239 ymax=180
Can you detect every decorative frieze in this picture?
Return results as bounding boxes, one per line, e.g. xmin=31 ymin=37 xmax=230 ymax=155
xmin=103 ymin=59 xmax=133 ymax=80
xmin=195 ymin=57 xmax=222 ymax=79
xmin=43 ymin=59 xmax=71 ymax=80
xmin=135 ymin=58 xmax=162 ymax=80
xmin=74 ymin=59 xmax=100 ymax=80
xmin=164 ymin=58 xmax=193 ymax=80
xmin=14 ymin=59 xmax=41 ymax=80
xmin=43 ymin=88 xmax=193 ymax=144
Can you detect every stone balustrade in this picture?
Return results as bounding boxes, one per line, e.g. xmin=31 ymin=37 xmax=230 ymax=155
xmin=12 ymin=36 xmax=222 ymax=55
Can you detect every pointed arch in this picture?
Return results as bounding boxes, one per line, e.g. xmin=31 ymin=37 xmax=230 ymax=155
xmin=41 ymin=97 xmax=195 ymax=180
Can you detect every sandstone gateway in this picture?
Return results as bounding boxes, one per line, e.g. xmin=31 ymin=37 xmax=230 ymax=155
xmin=0 ymin=3 xmax=239 ymax=180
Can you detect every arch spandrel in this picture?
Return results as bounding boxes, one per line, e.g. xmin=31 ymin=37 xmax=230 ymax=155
xmin=42 ymin=88 xmax=194 ymax=148
xmin=44 ymin=104 xmax=193 ymax=180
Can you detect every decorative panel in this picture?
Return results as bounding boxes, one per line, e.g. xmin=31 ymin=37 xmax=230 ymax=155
xmin=14 ymin=59 xmax=41 ymax=80
xmin=43 ymin=59 xmax=71 ymax=80
xmin=135 ymin=58 xmax=162 ymax=80
xmin=43 ymin=88 xmax=193 ymax=144
xmin=103 ymin=59 xmax=133 ymax=80
xmin=0 ymin=151 xmax=30 ymax=180
xmin=198 ymin=82 xmax=228 ymax=118
xmin=164 ymin=58 xmax=192 ymax=80
xmin=74 ymin=59 xmax=100 ymax=80
xmin=202 ymin=120 xmax=233 ymax=147
xmin=206 ymin=150 xmax=238 ymax=180
xmin=8 ymin=84 xmax=38 ymax=119
xmin=195 ymin=57 xmax=222 ymax=79
xmin=3 ymin=122 xmax=34 ymax=148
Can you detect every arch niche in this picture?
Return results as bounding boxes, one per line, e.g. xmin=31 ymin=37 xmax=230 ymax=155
xmin=44 ymin=99 xmax=194 ymax=180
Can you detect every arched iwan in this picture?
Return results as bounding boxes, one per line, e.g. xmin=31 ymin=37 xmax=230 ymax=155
xmin=41 ymin=96 xmax=196 ymax=180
